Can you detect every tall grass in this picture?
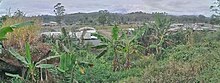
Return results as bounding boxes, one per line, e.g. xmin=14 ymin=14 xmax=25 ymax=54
xmin=3 ymin=17 xmax=42 ymax=51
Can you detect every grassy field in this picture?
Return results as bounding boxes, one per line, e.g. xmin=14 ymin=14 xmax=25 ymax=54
xmin=1 ymin=16 xmax=220 ymax=83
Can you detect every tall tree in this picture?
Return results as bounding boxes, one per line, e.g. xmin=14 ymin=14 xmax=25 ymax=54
xmin=54 ymin=3 xmax=65 ymax=27
xmin=210 ymin=0 xmax=220 ymax=24
xmin=98 ymin=14 xmax=107 ymax=26
xmin=198 ymin=15 xmax=206 ymax=23
xmin=14 ymin=9 xmax=26 ymax=17
xmin=210 ymin=15 xmax=220 ymax=24
xmin=97 ymin=10 xmax=109 ymax=26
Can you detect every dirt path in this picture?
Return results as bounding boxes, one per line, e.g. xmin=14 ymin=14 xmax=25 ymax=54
xmin=97 ymin=29 xmax=112 ymax=38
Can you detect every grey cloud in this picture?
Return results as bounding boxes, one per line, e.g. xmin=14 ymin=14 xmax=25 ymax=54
xmin=141 ymin=0 xmax=212 ymax=15
xmin=0 ymin=0 xmax=214 ymax=16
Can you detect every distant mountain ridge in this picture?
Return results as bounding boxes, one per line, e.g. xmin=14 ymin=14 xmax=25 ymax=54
xmin=35 ymin=11 xmax=210 ymax=25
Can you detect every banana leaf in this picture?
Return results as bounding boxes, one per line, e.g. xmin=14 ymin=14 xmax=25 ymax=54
xmin=0 ymin=26 xmax=13 ymax=39
xmin=112 ymin=25 xmax=119 ymax=41
xmin=0 ymin=21 xmax=34 ymax=40
xmin=149 ymin=44 xmax=158 ymax=49
xmin=25 ymin=42 xmax=31 ymax=64
xmin=91 ymin=33 xmax=110 ymax=43
xmin=78 ymin=61 xmax=94 ymax=67
xmin=36 ymin=55 xmax=61 ymax=65
xmin=96 ymin=49 xmax=108 ymax=58
xmin=92 ymin=44 xmax=108 ymax=49
xmin=36 ymin=64 xmax=55 ymax=69
xmin=10 ymin=21 xmax=34 ymax=28
xmin=5 ymin=73 xmax=22 ymax=79
xmin=9 ymin=48 xmax=28 ymax=65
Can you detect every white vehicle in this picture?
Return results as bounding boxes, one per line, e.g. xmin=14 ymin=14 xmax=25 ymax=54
xmin=40 ymin=32 xmax=62 ymax=38
xmin=0 ymin=44 xmax=2 ymax=54
xmin=40 ymin=27 xmax=98 ymax=39
xmin=75 ymin=27 xmax=97 ymax=39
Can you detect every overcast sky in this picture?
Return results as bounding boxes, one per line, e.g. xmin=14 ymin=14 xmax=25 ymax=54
xmin=0 ymin=0 xmax=215 ymax=16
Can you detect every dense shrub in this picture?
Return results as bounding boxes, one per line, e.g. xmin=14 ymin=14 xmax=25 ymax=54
xmin=3 ymin=17 xmax=41 ymax=50
xmin=122 ymin=42 xmax=220 ymax=83
xmin=75 ymin=54 xmax=144 ymax=83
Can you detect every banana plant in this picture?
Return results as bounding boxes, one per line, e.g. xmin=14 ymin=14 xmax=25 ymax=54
xmin=118 ymin=28 xmax=145 ymax=69
xmin=0 ymin=42 xmax=2 ymax=54
xmin=0 ymin=21 xmax=33 ymax=54
xmin=54 ymin=39 xmax=93 ymax=74
xmin=8 ymin=42 xmax=60 ymax=82
xmin=92 ymin=25 xmax=120 ymax=71
xmin=0 ymin=21 xmax=34 ymax=41
xmin=147 ymin=14 xmax=171 ymax=57
xmin=53 ymin=41 xmax=93 ymax=83
xmin=52 ymin=28 xmax=93 ymax=83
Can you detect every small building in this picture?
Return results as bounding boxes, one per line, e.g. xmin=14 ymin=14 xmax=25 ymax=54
xmin=168 ymin=23 xmax=186 ymax=32
xmin=193 ymin=23 xmax=217 ymax=31
xmin=77 ymin=27 xmax=96 ymax=33
xmin=40 ymin=32 xmax=62 ymax=38
xmin=124 ymin=28 xmax=135 ymax=35
xmin=42 ymin=21 xmax=58 ymax=27
xmin=40 ymin=27 xmax=98 ymax=40
xmin=68 ymin=27 xmax=97 ymax=40
xmin=170 ymin=23 xmax=184 ymax=28
xmin=49 ymin=21 xmax=58 ymax=26
xmin=213 ymin=25 xmax=220 ymax=28
xmin=42 ymin=23 xmax=50 ymax=26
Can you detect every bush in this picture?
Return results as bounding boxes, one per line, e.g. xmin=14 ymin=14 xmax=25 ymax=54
xmin=3 ymin=17 xmax=41 ymax=50
xmin=75 ymin=53 xmax=144 ymax=83
xmin=134 ymin=42 xmax=220 ymax=83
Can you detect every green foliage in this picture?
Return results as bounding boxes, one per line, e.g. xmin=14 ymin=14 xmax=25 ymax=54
xmin=0 ymin=43 xmax=2 ymax=54
xmin=5 ymin=73 xmax=25 ymax=83
xmin=140 ymin=14 xmax=171 ymax=59
xmin=8 ymin=42 xmax=57 ymax=82
xmin=98 ymin=14 xmax=107 ymax=26
xmin=210 ymin=0 xmax=220 ymax=24
xmin=92 ymin=25 xmax=119 ymax=59
xmin=9 ymin=48 xmax=28 ymax=65
xmin=210 ymin=0 xmax=220 ymax=15
xmin=120 ymin=77 xmax=142 ymax=83
xmin=54 ymin=3 xmax=65 ymax=25
xmin=14 ymin=10 xmax=26 ymax=17
xmin=118 ymin=28 xmax=145 ymax=69
xmin=129 ymin=42 xmax=220 ymax=83
xmin=40 ymin=11 xmax=209 ymax=25
xmin=36 ymin=64 xmax=55 ymax=69
xmin=74 ymin=54 xmax=143 ymax=83
xmin=167 ymin=30 xmax=187 ymax=45
xmin=5 ymin=73 xmax=23 ymax=79
xmin=112 ymin=25 xmax=119 ymax=40
xmin=97 ymin=10 xmax=109 ymax=26
xmin=9 ymin=42 xmax=36 ymax=81
xmin=2 ymin=4 xmax=220 ymax=82
xmin=49 ymin=28 xmax=94 ymax=83
xmin=210 ymin=15 xmax=220 ymax=24
xmin=0 ymin=21 xmax=33 ymax=41
xmin=92 ymin=25 xmax=122 ymax=71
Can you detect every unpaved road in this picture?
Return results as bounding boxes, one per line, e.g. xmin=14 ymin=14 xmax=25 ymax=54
xmin=97 ymin=29 xmax=112 ymax=38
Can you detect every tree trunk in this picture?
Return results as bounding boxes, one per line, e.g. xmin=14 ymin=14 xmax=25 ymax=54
xmin=124 ymin=54 xmax=131 ymax=69
xmin=112 ymin=50 xmax=119 ymax=72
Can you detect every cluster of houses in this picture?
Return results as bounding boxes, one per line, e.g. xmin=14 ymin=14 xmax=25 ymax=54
xmin=40 ymin=22 xmax=220 ymax=41
xmin=40 ymin=27 xmax=97 ymax=40
xmin=42 ymin=21 xmax=58 ymax=26
xmin=168 ymin=23 xmax=219 ymax=32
